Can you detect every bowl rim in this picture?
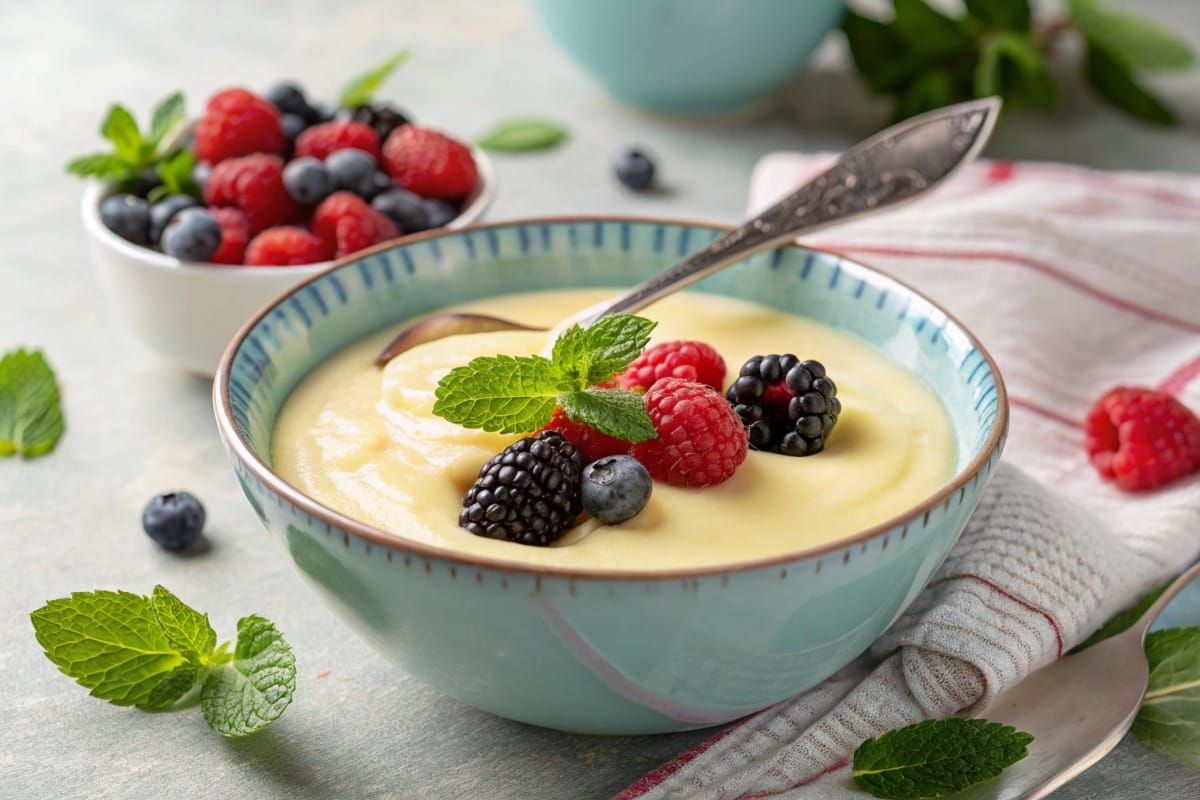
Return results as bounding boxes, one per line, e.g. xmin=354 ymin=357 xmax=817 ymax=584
xmin=214 ymin=215 xmax=1009 ymax=581
xmin=79 ymin=146 xmax=496 ymax=275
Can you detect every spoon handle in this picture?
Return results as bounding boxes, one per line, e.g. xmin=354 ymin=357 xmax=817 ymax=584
xmin=1129 ymin=559 xmax=1200 ymax=641
xmin=582 ymin=97 xmax=1002 ymax=324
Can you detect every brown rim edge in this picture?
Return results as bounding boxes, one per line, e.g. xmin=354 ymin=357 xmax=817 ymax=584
xmin=214 ymin=214 xmax=1010 ymax=581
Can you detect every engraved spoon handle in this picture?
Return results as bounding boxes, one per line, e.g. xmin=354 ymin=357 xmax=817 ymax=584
xmin=582 ymin=97 xmax=1001 ymax=324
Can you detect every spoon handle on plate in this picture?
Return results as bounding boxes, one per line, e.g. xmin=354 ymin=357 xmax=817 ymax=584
xmin=579 ymin=97 xmax=1002 ymax=325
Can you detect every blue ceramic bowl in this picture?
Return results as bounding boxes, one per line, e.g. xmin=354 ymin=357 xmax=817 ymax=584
xmin=214 ymin=218 xmax=1007 ymax=735
xmin=527 ymin=0 xmax=846 ymax=114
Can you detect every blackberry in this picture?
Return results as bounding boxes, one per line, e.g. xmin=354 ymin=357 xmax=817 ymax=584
xmin=346 ymin=103 xmax=411 ymax=143
xmin=459 ymin=430 xmax=583 ymax=546
xmin=726 ymin=355 xmax=841 ymax=456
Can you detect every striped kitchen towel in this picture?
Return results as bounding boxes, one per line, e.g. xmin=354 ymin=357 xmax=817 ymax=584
xmin=616 ymin=156 xmax=1200 ymax=800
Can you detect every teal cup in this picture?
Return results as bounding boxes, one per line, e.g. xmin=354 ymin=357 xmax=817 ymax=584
xmin=214 ymin=217 xmax=1007 ymax=735
xmin=527 ymin=0 xmax=846 ymax=114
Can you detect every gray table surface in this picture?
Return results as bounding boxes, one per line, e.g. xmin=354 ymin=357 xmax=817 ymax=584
xmin=3 ymin=1 xmax=1199 ymax=798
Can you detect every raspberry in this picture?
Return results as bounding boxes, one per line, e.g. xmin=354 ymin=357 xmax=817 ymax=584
xmin=311 ymin=191 xmax=398 ymax=258
xmin=204 ymin=154 xmax=297 ymax=235
xmin=208 ymin=207 xmax=250 ymax=265
xmin=193 ymin=88 xmax=285 ymax=165
xmin=631 ymin=378 xmax=748 ymax=488
xmin=619 ymin=340 xmax=726 ymax=393
xmin=245 ymin=226 xmax=326 ymax=266
xmin=541 ymin=406 xmax=632 ymax=463
xmin=382 ymin=125 xmax=477 ymax=199
xmin=728 ymin=355 xmax=841 ymax=457
xmin=1084 ymin=387 xmax=1200 ymax=492
xmin=293 ymin=121 xmax=382 ymax=161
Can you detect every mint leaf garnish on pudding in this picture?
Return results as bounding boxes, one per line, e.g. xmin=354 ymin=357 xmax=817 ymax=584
xmin=433 ymin=313 xmax=659 ymax=442
xmin=30 ymin=585 xmax=295 ymax=737
xmin=0 ymin=347 xmax=65 ymax=458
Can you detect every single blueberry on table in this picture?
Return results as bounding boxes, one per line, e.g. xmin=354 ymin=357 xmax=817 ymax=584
xmin=614 ymin=148 xmax=656 ymax=191
xmin=99 ymin=193 xmax=151 ymax=244
xmin=282 ymin=156 xmax=333 ymax=205
xmin=422 ymin=198 xmax=458 ymax=229
xmin=142 ymin=491 xmax=206 ymax=551
xmin=326 ymin=148 xmax=378 ymax=197
xmin=373 ymin=187 xmax=430 ymax=233
xmin=148 ymin=194 xmax=198 ymax=244
xmin=581 ymin=455 xmax=653 ymax=525
xmin=161 ymin=208 xmax=222 ymax=262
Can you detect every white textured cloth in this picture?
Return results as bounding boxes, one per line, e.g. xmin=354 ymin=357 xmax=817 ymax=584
xmin=617 ymin=157 xmax=1200 ymax=800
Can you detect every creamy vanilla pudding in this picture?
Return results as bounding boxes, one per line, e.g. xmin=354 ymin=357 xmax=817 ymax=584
xmin=272 ymin=289 xmax=956 ymax=570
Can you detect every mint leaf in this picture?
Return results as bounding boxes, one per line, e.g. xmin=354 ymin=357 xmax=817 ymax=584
xmin=433 ymin=355 xmax=563 ymax=433
xmin=339 ymin=50 xmax=410 ymax=108
xmin=1071 ymin=0 xmax=1195 ymax=71
xmin=843 ymin=12 xmax=916 ymax=94
xmin=1084 ymin=41 xmax=1175 ymax=125
xmin=151 ymin=585 xmax=217 ymax=663
xmin=1073 ymin=581 xmax=1170 ymax=652
xmin=477 ymin=118 xmax=568 ymax=152
xmin=576 ymin=315 xmax=657 ymax=385
xmin=1131 ymin=627 xmax=1200 ymax=769
xmin=891 ymin=0 xmax=976 ymax=56
xmin=101 ymin=104 xmax=142 ymax=164
xmin=148 ymin=91 xmax=185 ymax=148
xmin=66 ymin=152 xmax=135 ymax=179
xmin=30 ymin=590 xmax=191 ymax=707
xmin=0 ymin=348 xmax=65 ymax=458
xmin=965 ymin=0 xmax=1031 ymax=31
xmin=852 ymin=718 xmax=1034 ymax=799
xmin=143 ymin=663 xmax=202 ymax=710
xmin=560 ymin=388 xmax=658 ymax=443
xmin=153 ymin=149 xmax=200 ymax=202
xmin=975 ymin=32 xmax=1057 ymax=108
xmin=200 ymin=615 xmax=296 ymax=738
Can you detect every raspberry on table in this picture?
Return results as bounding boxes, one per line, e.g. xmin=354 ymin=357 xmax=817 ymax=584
xmin=193 ymin=88 xmax=286 ymax=165
xmin=540 ymin=406 xmax=632 ymax=464
xmin=619 ymin=340 xmax=726 ymax=393
xmin=727 ymin=355 xmax=841 ymax=456
xmin=460 ymin=430 xmax=583 ymax=546
xmin=293 ymin=121 xmax=382 ymax=161
xmin=204 ymin=154 xmax=297 ymax=235
xmin=311 ymin=191 xmax=399 ymax=258
xmin=245 ymin=226 xmax=326 ymax=266
xmin=1084 ymin=386 xmax=1200 ymax=492
xmin=382 ymin=125 xmax=477 ymax=199
xmin=631 ymin=378 xmax=748 ymax=488
xmin=208 ymin=207 xmax=251 ymax=265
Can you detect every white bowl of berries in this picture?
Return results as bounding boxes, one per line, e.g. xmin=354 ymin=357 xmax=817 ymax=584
xmin=77 ymin=79 xmax=494 ymax=377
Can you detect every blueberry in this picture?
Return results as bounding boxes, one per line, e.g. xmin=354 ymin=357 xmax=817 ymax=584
xmin=373 ymin=188 xmax=429 ymax=233
xmin=308 ymin=100 xmax=336 ymax=123
xmin=142 ymin=491 xmax=206 ymax=551
xmin=148 ymin=194 xmax=198 ymax=244
xmin=264 ymin=82 xmax=321 ymax=123
xmin=99 ymin=193 xmax=151 ymax=244
xmin=282 ymin=156 xmax=333 ymax=205
xmin=581 ymin=456 xmax=652 ymax=525
xmin=614 ymin=148 xmax=656 ymax=191
xmin=280 ymin=112 xmax=308 ymax=146
xmin=161 ymin=208 xmax=222 ymax=262
xmin=363 ymin=171 xmax=394 ymax=201
xmin=326 ymin=148 xmax=378 ymax=197
xmin=423 ymin=198 xmax=458 ymax=229
xmin=193 ymin=161 xmax=213 ymax=195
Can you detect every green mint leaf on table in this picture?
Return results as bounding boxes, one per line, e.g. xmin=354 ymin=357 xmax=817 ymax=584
xmin=852 ymin=718 xmax=1034 ymax=799
xmin=200 ymin=615 xmax=296 ymax=738
xmin=477 ymin=118 xmax=568 ymax=152
xmin=0 ymin=348 xmax=65 ymax=458
xmin=30 ymin=586 xmax=294 ymax=737
xmin=1070 ymin=0 xmax=1195 ymax=71
xmin=147 ymin=91 xmax=186 ymax=148
xmin=434 ymin=314 xmax=659 ymax=442
xmin=1084 ymin=41 xmax=1176 ymax=125
xmin=339 ymin=50 xmax=410 ymax=108
xmin=1072 ymin=581 xmax=1170 ymax=652
xmin=1132 ymin=626 xmax=1200 ymax=769
xmin=101 ymin=104 xmax=143 ymax=164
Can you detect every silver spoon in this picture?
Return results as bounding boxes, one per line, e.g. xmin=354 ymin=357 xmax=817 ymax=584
xmin=963 ymin=559 xmax=1200 ymax=799
xmin=375 ymin=96 xmax=1002 ymax=366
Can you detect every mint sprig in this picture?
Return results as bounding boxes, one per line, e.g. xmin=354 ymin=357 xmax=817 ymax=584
xmin=852 ymin=718 xmax=1033 ymax=799
xmin=1131 ymin=626 xmax=1200 ymax=769
xmin=150 ymin=148 xmax=201 ymax=203
xmin=432 ymin=313 xmax=658 ymax=442
xmin=66 ymin=91 xmax=187 ymax=181
xmin=30 ymin=585 xmax=295 ymax=738
xmin=0 ymin=347 xmax=65 ymax=459
xmin=339 ymin=50 xmax=410 ymax=108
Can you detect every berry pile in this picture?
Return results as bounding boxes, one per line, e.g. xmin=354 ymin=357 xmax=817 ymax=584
xmin=98 ymin=82 xmax=477 ymax=266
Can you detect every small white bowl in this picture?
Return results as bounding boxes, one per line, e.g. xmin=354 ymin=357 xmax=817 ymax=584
xmin=82 ymin=147 xmax=495 ymax=377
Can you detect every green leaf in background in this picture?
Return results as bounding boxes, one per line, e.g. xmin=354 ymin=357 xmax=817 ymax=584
xmin=477 ymin=117 xmax=568 ymax=152
xmin=152 ymin=149 xmax=201 ymax=202
xmin=66 ymin=152 xmax=135 ymax=180
xmin=891 ymin=0 xmax=975 ymax=56
xmin=151 ymin=585 xmax=217 ymax=663
xmin=1132 ymin=627 xmax=1200 ymax=769
xmin=852 ymin=718 xmax=1033 ymax=799
xmin=976 ymin=32 xmax=1057 ymax=108
xmin=339 ymin=50 xmax=410 ymax=108
xmin=842 ymin=11 xmax=917 ymax=94
xmin=1070 ymin=0 xmax=1196 ymax=71
xmin=0 ymin=348 xmax=65 ymax=458
xmin=894 ymin=69 xmax=962 ymax=123
xmin=147 ymin=91 xmax=186 ymax=149
xmin=1072 ymin=582 xmax=1170 ymax=652
xmin=433 ymin=354 xmax=563 ymax=434
xmin=559 ymin=388 xmax=658 ymax=443
xmin=1084 ymin=41 xmax=1175 ymax=125
xmin=100 ymin=105 xmax=143 ymax=164
xmin=965 ymin=0 xmax=1031 ymax=32
xmin=199 ymin=615 xmax=296 ymax=738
